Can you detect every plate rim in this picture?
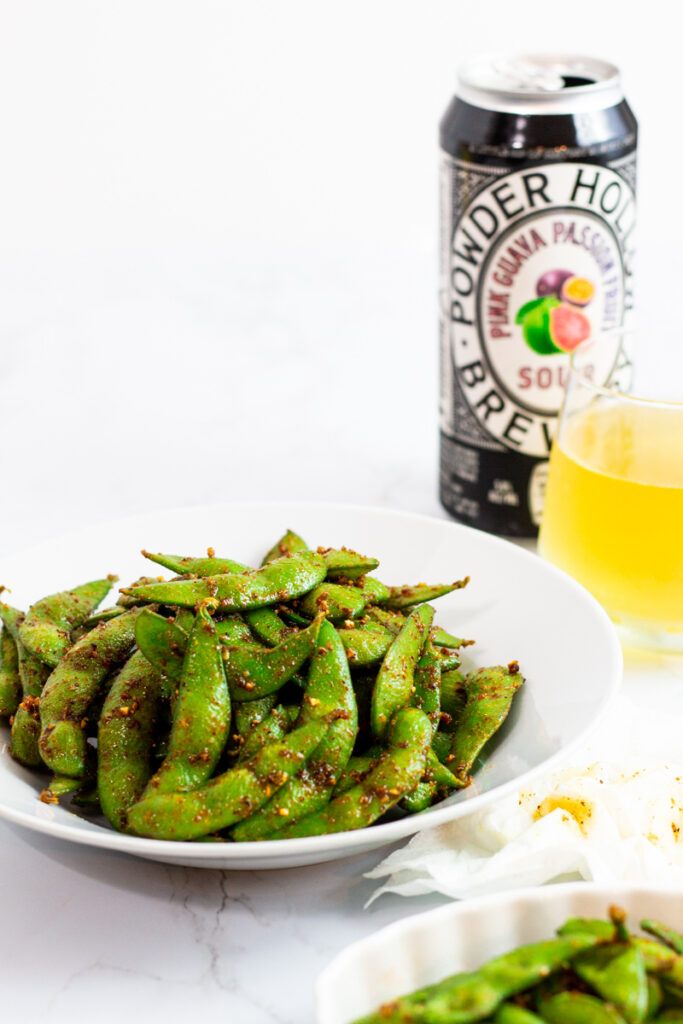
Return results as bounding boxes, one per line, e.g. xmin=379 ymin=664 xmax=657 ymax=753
xmin=0 ymin=499 xmax=623 ymax=864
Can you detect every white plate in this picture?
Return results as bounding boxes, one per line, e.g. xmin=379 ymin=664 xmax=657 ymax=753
xmin=316 ymin=883 xmax=683 ymax=1024
xmin=0 ymin=501 xmax=622 ymax=869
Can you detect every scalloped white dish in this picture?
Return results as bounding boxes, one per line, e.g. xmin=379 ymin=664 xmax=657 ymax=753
xmin=316 ymin=884 xmax=683 ymax=1024
xmin=0 ymin=501 xmax=621 ymax=869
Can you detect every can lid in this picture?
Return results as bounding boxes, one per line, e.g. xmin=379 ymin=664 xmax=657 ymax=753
xmin=457 ymin=54 xmax=624 ymax=114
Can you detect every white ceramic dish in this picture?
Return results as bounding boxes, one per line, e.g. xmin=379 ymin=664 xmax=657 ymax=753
xmin=316 ymin=883 xmax=683 ymax=1024
xmin=0 ymin=501 xmax=622 ymax=869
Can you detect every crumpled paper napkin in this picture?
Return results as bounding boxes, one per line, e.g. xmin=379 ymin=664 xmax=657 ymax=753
xmin=366 ymin=695 xmax=683 ymax=902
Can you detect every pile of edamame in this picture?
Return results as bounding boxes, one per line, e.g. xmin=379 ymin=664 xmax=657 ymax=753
xmin=353 ymin=909 xmax=683 ymax=1024
xmin=0 ymin=530 xmax=523 ymax=842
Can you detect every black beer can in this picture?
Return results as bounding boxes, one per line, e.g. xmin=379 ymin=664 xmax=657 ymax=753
xmin=439 ymin=55 xmax=637 ymax=536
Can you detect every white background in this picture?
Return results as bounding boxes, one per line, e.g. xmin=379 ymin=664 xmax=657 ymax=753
xmin=1 ymin=0 xmax=681 ymax=556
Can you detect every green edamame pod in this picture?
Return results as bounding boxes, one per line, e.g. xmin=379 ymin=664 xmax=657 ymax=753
xmin=261 ymin=530 xmax=308 ymax=564
xmin=233 ymin=694 xmax=276 ymax=738
xmin=121 ymin=550 xmax=327 ymax=609
xmin=355 ymin=576 xmax=390 ymax=603
xmin=117 ymin=577 xmax=161 ymax=608
xmin=402 ymin=779 xmax=437 ymax=813
xmin=425 ymin=748 xmax=463 ymax=791
xmin=40 ymin=774 xmax=85 ymax=802
xmin=19 ymin=576 xmax=117 ymax=667
xmin=175 ymin=608 xmax=195 ymax=633
xmin=296 ymin=583 xmax=367 ymax=622
xmin=573 ymin=944 xmax=648 ymax=1024
xmin=557 ymin=919 xmax=619 ymax=942
xmin=331 ymin=750 xmax=381 ymax=796
xmin=636 ymin=941 xmax=683 ymax=988
xmin=127 ymin=719 xmax=327 ymax=840
xmin=0 ymin=625 xmax=21 ymax=717
xmin=39 ymin=608 xmax=142 ymax=777
xmin=647 ymin=978 xmax=664 ymax=1020
xmin=337 ymin=620 xmax=394 ymax=666
xmin=436 ymin=647 xmax=461 ymax=672
xmin=642 ymin=922 xmax=683 ymax=956
xmin=279 ymin=707 xmax=432 ymax=838
xmin=323 ymin=549 xmax=380 ymax=580
xmin=98 ymin=650 xmax=164 ymax=832
xmin=418 ymin=934 xmax=606 ymax=1024
xmin=440 ymin=668 xmax=466 ymax=724
xmin=142 ymin=550 xmax=249 ymax=576
xmin=72 ymin=605 xmax=127 ymax=641
xmin=385 ymin=577 xmax=470 ymax=610
xmin=135 ymin=609 xmax=188 ymax=681
xmin=231 ymin=620 xmax=358 ymax=840
xmin=371 ymin=604 xmax=434 ymax=738
xmin=433 ymin=626 xmax=474 ymax=650
xmin=224 ymin=613 xmax=324 ymax=701
xmin=496 ymin=1005 xmax=546 ymax=1024
xmin=411 ymin=636 xmax=441 ymax=734
xmin=366 ymin=606 xmax=407 ymax=634
xmin=144 ymin=605 xmax=230 ymax=796
xmin=447 ymin=663 xmax=524 ymax=783
xmin=235 ymin=704 xmax=290 ymax=764
xmin=539 ymin=992 xmax=628 ymax=1024
xmin=1 ymin=603 xmax=51 ymax=765
xmin=431 ymin=730 xmax=450 ymax=764
xmin=244 ymin=608 xmax=293 ymax=645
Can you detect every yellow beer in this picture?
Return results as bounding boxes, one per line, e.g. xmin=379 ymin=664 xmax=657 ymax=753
xmin=539 ymin=401 xmax=683 ymax=633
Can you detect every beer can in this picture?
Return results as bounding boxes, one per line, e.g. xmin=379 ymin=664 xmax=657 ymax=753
xmin=439 ymin=55 xmax=637 ymax=536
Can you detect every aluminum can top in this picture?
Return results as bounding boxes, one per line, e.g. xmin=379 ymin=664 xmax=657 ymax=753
xmin=456 ymin=54 xmax=624 ymax=115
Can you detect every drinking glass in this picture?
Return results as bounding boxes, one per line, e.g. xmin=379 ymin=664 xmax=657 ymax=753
xmin=538 ymin=334 xmax=683 ymax=651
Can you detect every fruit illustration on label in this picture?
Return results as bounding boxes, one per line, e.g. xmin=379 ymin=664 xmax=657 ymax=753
xmin=516 ymin=271 xmax=594 ymax=355
xmin=548 ymin=303 xmax=591 ymax=353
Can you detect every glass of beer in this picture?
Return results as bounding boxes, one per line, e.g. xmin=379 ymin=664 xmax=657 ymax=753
xmin=539 ymin=332 xmax=683 ymax=651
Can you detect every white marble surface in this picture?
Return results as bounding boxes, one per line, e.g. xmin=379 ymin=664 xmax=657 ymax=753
xmin=2 ymin=3 xmax=683 ymax=1020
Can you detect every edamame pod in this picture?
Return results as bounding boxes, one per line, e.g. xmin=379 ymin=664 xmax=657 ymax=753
xmin=121 ymin=551 xmax=327 ymax=609
xmin=331 ymin=750 xmax=381 ymax=796
xmin=355 ymin=576 xmax=390 ymax=603
xmin=0 ymin=625 xmax=21 ymax=717
xmin=233 ymin=694 xmax=277 ymax=740
xmin=135 ymin=609 xmax=188 ymax=681
xmin=368 ymin=605 xmax=468 ymax=649
xmin=142 ymin=550 xmax=249 ymax=576
xmin=144 ymin=605 xmax=230 ymax=795
xmin=323 ymin=549 xmax=380 ymax=580
xmin=447 ymin=663 xmax=524 ymax=783
xmin=642 ymin=921 xmax=683 ymax=955
xmin=262 ymin=530 xmax=308 ymax=564
xmin=636 ymin=940 xmax=683 ymax=987
xmin=371 ymin=604 xmax=434 ymax=738
xmin=296 ymin=583 xmax=367 ymax=622
xmin=278 ymin=707 xmax=432 ymax=838
xmin=19 ymin=576 xmax=117 ymax=667
xmin=539 ymin=992 xmax=628 ymax=1024
xmin=232 ymin=620 xmax=358 ymax=840
xmin=336 ymin=619 xmax=394 ymax=666
xmin=39 ymin=608 xmax=142 ymax=777
xmin=419 ymin=934 xmax=606 ymax=1024
xmin=402 ymin=779 xmax=437 ymax=813
xmin=224 ymin=613 xmax=324 ymax=701
xmin=127 ymin=719 xmax=327 ymax=840
xmin=1 ymin=603 xmax=51 ymax=765
xmin=98 ymin=650 xmax=164 ymax=832
xmin=573 ymin=944 xmax=648 ymax=1024
xmin=235 ymin=704 xmax=290 ymax=764
xmin=40 ymin=774 xmax=85 ymax=803
xmin=496 ymin=1005 xmax=546 ymax=1024
xmin=411 ymin=636 xmax=441 ymax=734
xmin=440 ymin=668 xmax=466 ymax=724
xmin=425 ymin=748 xmax=463 ymax=791
xmin=385 ymin=577 xmax=470 ymax=610
xmin=244 ymin=608 xmax=293 ymax=645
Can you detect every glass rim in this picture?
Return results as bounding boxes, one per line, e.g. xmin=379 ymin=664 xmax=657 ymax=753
xmin=569 ymin=332 xmax=683 ymax=410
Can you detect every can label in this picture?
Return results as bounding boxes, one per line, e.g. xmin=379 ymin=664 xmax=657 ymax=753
xmin=440 ymin=152 xmax=636 ymax=531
